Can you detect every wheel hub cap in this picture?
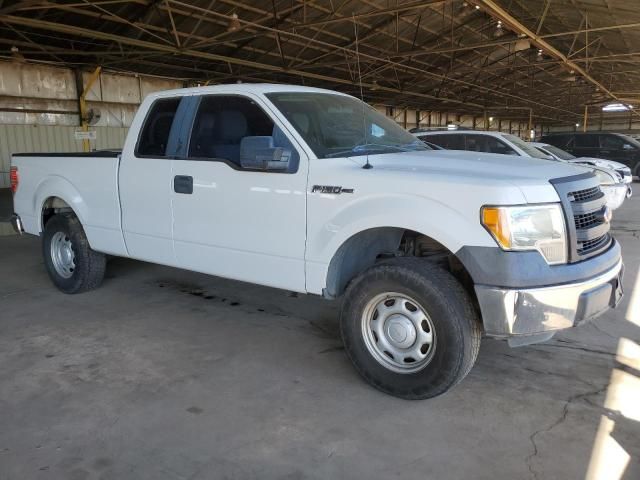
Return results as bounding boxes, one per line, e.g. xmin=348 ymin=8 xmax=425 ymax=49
xmin=50 ymin=231 xmax=76 ymax=279
xmin=385 ymin=315 xmax=416 ymax=349
xmin=361 ymin=293 xmax=436 ymax=374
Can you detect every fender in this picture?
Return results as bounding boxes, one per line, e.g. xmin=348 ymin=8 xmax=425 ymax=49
xmin=305 ymin=193 xmax=497 ymax=295
xmin=33 ymin=175 xmax=128 ymax=256
xmin=34 ymin=175 xmax=89 ymax=233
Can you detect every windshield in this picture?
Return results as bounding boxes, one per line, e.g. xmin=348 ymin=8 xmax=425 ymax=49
xmin=503 ymin=134 xmax=551 ymax=160
xmin=266 ymin=92 xmax=429 ymax=158
xmin=540 ymin=144 xmax=575 ymax=160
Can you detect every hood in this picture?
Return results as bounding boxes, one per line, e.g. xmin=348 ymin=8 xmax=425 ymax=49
xmin=351 ymin=150 xmax=592 ymax=203
xmin=362 ymin=149 xmax=590 ymax=182
xmin=569 ymin=157 xmax=630 ymax=172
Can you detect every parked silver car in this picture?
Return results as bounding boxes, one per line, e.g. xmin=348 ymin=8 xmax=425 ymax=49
xmin=414 ymin=130 xmax=629 ymax=210
xmin=532 ymin=142 xmax=632 ymax=208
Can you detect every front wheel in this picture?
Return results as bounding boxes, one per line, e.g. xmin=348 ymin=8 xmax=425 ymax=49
xmin=42 ymin=214 xmax=106 ymax=294
xmin=340 ymin=259 xmax=481 ymax=399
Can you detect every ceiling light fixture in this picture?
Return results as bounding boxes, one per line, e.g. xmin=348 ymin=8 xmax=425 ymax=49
xmin=602 ymin=103 xmax=633 ymax=112
xmin=514 ymin=39 xmax=531 ymax=52
xmin=227 ymin=13 xmax=241 ymax=32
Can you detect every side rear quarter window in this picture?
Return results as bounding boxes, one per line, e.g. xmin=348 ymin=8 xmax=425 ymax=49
xmin=136 ymin=97 xmax=181 ymax=157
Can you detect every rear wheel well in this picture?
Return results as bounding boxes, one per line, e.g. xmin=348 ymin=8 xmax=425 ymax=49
xmin=325 ymin=228 xmax=478 ymax=311
xmin=41 ymin=197 xmax=75 ymax=230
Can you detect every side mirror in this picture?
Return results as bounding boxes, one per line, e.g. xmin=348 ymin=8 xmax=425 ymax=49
xmin=240 ymin=136 xmax=291 ymax=171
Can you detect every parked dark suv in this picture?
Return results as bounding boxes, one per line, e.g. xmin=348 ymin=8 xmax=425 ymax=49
xmin=540 ymin=132 xmax=640 ymax=176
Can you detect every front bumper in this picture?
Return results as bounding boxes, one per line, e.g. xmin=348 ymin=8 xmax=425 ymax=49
xmin=601 ymin=183 xmax=628 ymax=210
xmin=476 ymin=259 xmax=623 ymax=339
xmin=10 ymin=214 xmax=23 ymax=234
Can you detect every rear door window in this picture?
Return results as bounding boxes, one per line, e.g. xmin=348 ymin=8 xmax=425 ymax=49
xmin=464 ymin=134 xmax=518 ymax=155
xmin=136 ymin=97 xmax=181 ymax=157
xmin=420 ymin=134 xmax=464 ymax=150
xmin=574 ymin=134 xmax=599 ymax=148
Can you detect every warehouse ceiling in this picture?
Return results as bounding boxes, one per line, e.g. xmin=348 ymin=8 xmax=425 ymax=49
xmin=0 ymin=0 xmax=639 ymax=124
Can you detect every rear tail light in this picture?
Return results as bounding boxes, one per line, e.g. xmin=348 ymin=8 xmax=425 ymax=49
xmin=10 ymin=166 xmax=18 ymax=194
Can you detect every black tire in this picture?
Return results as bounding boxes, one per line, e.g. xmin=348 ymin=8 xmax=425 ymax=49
xmin=42 ymin=214 xmax=106 ymax=294
xmin=633 ymin=162 xmax=640 ymax=182
xmin=340 ymin=259 xmax=481 ymax=400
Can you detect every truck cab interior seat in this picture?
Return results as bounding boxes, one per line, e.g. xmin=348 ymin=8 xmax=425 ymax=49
xmin=212 ymin=110 xmax=248 ymax=165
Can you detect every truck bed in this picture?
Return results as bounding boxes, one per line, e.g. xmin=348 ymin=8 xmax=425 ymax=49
xmin=12 ymin=150 xmax=121 ymax=158
xmin=11 ymin=152 xmax=127 ymax=256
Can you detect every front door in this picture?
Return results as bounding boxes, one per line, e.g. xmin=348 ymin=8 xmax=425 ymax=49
xmin=170 ymin=94 xmax=308 ymax=292
xmin=598 ymin=134 xmax=638 ymax=168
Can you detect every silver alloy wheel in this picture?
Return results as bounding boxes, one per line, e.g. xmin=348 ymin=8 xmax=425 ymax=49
xmin=361 ymin=292 xmax=436 ymax=373
xmin=50 ymin=231 xmax=76 ymax=279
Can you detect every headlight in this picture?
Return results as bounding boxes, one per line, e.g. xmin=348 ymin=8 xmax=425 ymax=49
xmin=593 ymin=169 xmax=616 ymax=185
xmin=481 ymin=204 xmax=567 ymax=265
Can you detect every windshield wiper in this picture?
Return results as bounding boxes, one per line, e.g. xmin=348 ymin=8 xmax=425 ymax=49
xmin=325 ymin=143 xmax=411 ymax=158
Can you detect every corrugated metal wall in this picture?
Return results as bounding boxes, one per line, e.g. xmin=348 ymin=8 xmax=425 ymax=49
xmin=0 ymin=60 xmax=183 ymax=188
xmin=0 ymin=125 xmax=128 ymax=187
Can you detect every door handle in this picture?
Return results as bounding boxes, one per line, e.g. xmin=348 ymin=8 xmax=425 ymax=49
xmin=174 ymin=175 xmax=193 ymax=194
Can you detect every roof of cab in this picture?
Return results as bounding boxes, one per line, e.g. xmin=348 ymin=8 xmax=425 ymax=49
xmin=147 ymin=83 xmax=352 ymax=100
xmin=413 ymin=130 xmax=512 ymax=139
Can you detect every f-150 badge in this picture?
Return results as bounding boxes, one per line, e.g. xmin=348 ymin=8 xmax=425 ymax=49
xmin=311 ymin=185 xmax=354 ymax=194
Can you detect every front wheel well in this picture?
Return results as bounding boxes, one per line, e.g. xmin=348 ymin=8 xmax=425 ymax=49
xmin=325 ymin=229 xmax=478 ymax=311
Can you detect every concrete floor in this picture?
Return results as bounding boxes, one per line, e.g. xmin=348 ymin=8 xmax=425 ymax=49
xmin=1 ymin=197 xmax=639 ymax=480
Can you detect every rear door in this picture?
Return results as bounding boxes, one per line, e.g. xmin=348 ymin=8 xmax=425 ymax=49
xmin=170 ymin=93 xmax=308 ymax=291
xmin=119 ymin=95 xmax=186 ymax=265
xmin=573 ymin=133 xmax=600 ymax=158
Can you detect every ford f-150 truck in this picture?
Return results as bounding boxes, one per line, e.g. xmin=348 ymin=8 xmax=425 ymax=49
xmin=10 ymin=84 xmax=624 ymax=399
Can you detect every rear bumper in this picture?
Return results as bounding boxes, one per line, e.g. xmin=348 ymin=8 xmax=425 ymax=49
xmin=476 ymin=259 xmax=623 ymax=340
xmin=10 ymin=213 xmax=23 ymax=234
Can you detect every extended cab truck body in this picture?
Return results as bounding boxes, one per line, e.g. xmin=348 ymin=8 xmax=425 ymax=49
xmin=10 ymin=84 xmax=624 ymax=399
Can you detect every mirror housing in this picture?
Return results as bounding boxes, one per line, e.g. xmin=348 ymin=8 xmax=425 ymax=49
xmin=240 ymin=136 xmax=291 ymax=171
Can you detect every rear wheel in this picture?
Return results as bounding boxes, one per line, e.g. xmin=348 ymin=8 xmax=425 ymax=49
xmin=42 ymin=214 xmax=106 ymax=294
xmin=340 ymin=259 xmax=481 ymax=399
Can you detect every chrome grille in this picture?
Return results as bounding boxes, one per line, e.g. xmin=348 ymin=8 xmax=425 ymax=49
xmin=551 ymin=175 xmax=612 ymax=262
xmin=569 ymin=186 xmax=601 ymax=202
xmin=578 ymin=234 xmax=611 ymax=256
xmin=568 ymin=185 xmax=611 ymax=260
xmin=574 ymin=211 xmax=600 ymax=230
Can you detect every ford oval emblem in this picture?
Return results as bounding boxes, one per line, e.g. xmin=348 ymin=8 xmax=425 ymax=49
xmin=599 ymin=205 xmax=613 ymax=224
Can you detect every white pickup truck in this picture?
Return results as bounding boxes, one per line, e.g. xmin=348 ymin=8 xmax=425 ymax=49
xmin=10 ymin=84 xmax=624 ymax=399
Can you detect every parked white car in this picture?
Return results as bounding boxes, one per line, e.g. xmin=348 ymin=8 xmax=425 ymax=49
xmin=532 ymin=141 xmax=632 ymax=208
xmin=10 ymin=84 xmax=623 ymax=399
xmin=414 ymin=130 xmax=629 ymax=210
